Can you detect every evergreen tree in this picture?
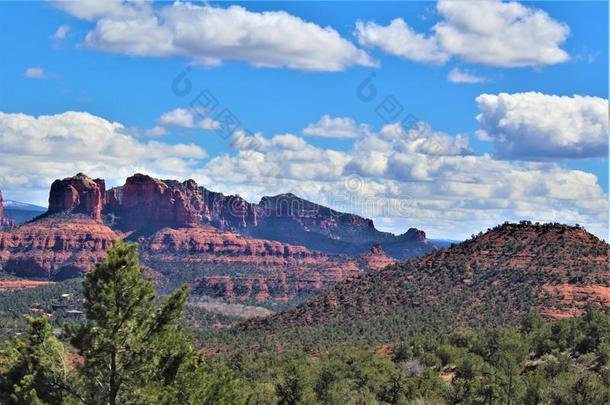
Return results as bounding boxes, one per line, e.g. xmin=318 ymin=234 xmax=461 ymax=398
xmin=0 ymin=316 xmax=74 ymax=404
xmin=68 ymin=240 xmax=244 ymax=404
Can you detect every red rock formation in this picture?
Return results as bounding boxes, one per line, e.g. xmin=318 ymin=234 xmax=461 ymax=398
xmin=138 ymin=225 xmax=363 ymax=303
xmin=194 ymin=259 xmax=362 ymax=303
xmin=1 ymin=173 xmax=433 ymax=304
xmin=539 ymin=284 xmax=610 ymax=319
xmin=359 ymin=244 xmax=396 ymax=270
xmin=118 ymin=174 xmax=211 ymax=230
xmin=48 ymin=173 xmax=104 ymax=221
xmin=203 ymin=190 xmax=258 ymax=230
xmin=141 ymin=225 xmax=317 ymax=262
xmin=0 ymin=214 xmax=119 ymax=280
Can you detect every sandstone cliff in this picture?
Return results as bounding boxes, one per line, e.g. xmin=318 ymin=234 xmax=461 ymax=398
xmin=99 ymin=174 xmax=434 ymax=258
xmin=48 ymin=173 xmax=105 ymax=221
xmin=113 ymin=174 xmax=211 ymax=231
xmin=0 ymin=214 xmax=118 ymax=280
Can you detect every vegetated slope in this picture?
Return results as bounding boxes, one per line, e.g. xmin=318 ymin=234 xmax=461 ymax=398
xmin=0 ymin=278 xmax=263 ymax=338
xmin=238 ymin=222 xmax=610 ymax=346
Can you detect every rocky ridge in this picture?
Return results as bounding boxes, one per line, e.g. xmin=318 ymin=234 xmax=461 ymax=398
xmin=1 ymin=173 xmax=415 ymax=303
xmin=103 ymin=174 xmax=436 ymax=258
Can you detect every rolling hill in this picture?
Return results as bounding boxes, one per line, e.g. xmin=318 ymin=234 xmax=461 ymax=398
xmin=237 ymin=222 xmax=610 ymax=347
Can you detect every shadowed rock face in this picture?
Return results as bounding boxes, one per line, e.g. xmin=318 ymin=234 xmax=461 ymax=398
xmin=48 ymin=173 xmax=105 ymax=221
xmin=99 ymin=174 xmax=435 ymax=258
xmin=113 ymin=174 xmax=211 ymax=231
xmin=203 ymin=191 xmax=258 ymax=230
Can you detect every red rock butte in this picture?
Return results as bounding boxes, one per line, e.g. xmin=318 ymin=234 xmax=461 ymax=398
xmin=48 ymin=173 xmax=105 ymax=221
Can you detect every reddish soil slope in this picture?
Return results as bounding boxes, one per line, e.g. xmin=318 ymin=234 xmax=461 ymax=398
xmin=245 ymin=222 xmax=609 ymax=335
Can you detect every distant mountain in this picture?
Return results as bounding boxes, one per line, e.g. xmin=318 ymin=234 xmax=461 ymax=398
xmin=241 ymin=222 xmax=610 ymax=345
xmin=2 ymin=199 xmax=46 ymax=225
xmin=429 ymin=238 xmax=461 ymax=248
xmin=0 ymin=190 xmax=17 ymax=230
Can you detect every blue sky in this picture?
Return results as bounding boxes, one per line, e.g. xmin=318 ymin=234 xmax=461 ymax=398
xmin=0 ymin=1 xmax=608 ymax=240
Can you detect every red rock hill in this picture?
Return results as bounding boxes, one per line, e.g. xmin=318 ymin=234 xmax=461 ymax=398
xmin=244 ymin=222 xmax=610 ymax=337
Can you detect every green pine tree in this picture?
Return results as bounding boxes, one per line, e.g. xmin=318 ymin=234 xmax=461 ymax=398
xmin=0 ymin=316 xmax=74 ymax=404
xmin=68 ymin=240 xmax=242 ymax=404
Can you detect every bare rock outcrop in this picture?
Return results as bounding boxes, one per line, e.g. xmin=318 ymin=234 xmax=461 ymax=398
xmin=48 ymin=173 xmax=104 ymax=221
xmin=116 ymin=174 xmax=211 ymax=231
xmin=358 ymin=244 xmax=396 ymax=270
xmin=0 ymin=214 xmax=119 ymax=280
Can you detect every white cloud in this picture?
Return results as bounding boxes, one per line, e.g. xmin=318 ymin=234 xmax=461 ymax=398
xmin=355 ymin=0 xmax=570 ymax=68
xmin=54 ymin=0 xmax=137 ymax=21
xmin=199 ymin=117 xmax=221 ymax=130
xmin=157 ymin=108 xmax=220 ymax=130
xmin=195 ymin=120 xmax=607 ymax=240
xmin=143 ymin=126 xmax=168 ymax=137
xmin=302 ymin=114 xmax=370 ymax=139
xmin=159 ymin=108 xmax=195 ymax=128
xmin=447 ymin=67 xmax=488 ymax=84
xmin=56 ymin=2 xmax=376 ymax=72
xmin=24 ymin=67 xmax=50 ymax=79
xmin=355 ymin=18 xmax=449 ymax=64
xmin=0 ymin=111 xmax=207 ymax=204
xmin=476 ymin=92 xmax=609 ymax=159
xmin=52 ymin=25 xmax=70 ymax=40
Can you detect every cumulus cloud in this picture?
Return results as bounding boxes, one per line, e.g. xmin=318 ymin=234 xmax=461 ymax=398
xmin=302 ymin=115 xmax=370 ymax=139
xmin=56 ymin=1 xmax=376 ymax=72
xmin=476 ymin=92 xmax=609 ymax=159
xmin=447 ymin=67 xmax=488 ymax=83
xmin=52 ymin=25 xmax=70 ymax=40
xmin=195 ymin=120 xmax=607 ymax=240
xmin=158 ymin=108 xmax=220 ymax=130
xmin=356 ymin=0 xmax=570 ymax=68
xmin=355 ymin=18 xmax=449 ymax=64
xmin=0 ymin=111 xmax=207 ymax=203
xmin=159 ymin=108 xmax=195 ymax=128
